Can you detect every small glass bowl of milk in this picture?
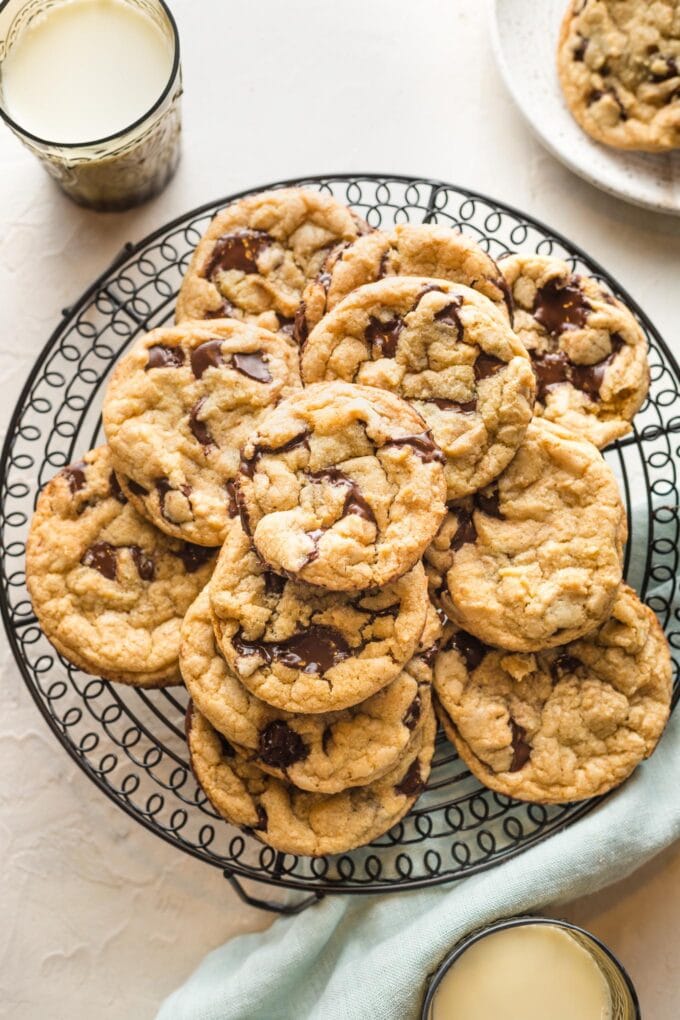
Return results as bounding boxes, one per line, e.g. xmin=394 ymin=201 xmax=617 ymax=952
xmin=0 ymin=0 xmax=181 ymax=210
xmin=422 ymin=917 xmax=640 ymax=1020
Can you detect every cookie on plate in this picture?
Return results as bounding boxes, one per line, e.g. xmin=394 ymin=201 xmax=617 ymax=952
xmin=176 ymin=187 xmax=369 ymax=338
xmin=297 ymin=221 xmax=513 ymax=341
xmin=501 ymin=253 xmax=649 ymax=448
xmin=181 ymin=587 xmax=435 ymax=792
xmin=301 ymin=276 xmax=536 ymax=501
xmin=557 ymin=0 xmax=680 ymax=152
xmin=434 ymin=585 xmax=672 ymax=802
xmin=103 ymin=318 xmax=301 ymax=547
xmin=26 ymin=447 xmax=216 ymax=686
xmin=236 ymin=381 xmax=447 ymax=591
xmin=208 ymin=516 xmax=429 ymax=712
xmin=426 ymin=419 xmax=626 ymax=651
xmin=186 ymin=701 xmax=437 ymax=856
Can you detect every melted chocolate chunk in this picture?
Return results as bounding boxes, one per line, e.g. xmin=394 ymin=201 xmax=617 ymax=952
xmin=532 ymin=333 xmax=624 ymax=403
xmin=550 ymin=654 xmax=583 ymax=683
xmin=259 ymin=720 xmax=309 ymax=768
xmin=255 ymin=805 xmax=269 ymax=831
xmin=365 ymin=315 xmax=404 ymax=358
xmin=230 ymin=350 xmax=272 ymax=383
xmin=293 ymin=302 xmax=308 ymax=346
xmin=495 ymin=274 xmax=515 ymax=322
xmin=129 ymin=545 xmax=155 ymax=582
xmin=81 ymin=541 xmax=117 ymax=580
xmin=532 ymin=350 xmax=572 ymax=403
xmin=263 ymin=570 xmax=286 ymax=596
xmin=156 ymin=477 xmax=192 ymax=521
xmin=190 ymin=339 xmax=225 ymax=379
xmin=204 ymin=298 xmax=239 ymax=319
xmin=570 ymin=333 xmax=624 ymax=401
xmin=509 ymin=720 xmax=531 ymax=772
xmin=402 ymin=693 xmax=422 ymax=730
xmin=61 ymin=461 xmax=87 ymax=494
xmin=434 ymin=298 xmax=464 ymax=341
xmin=275 ymin=313 xmax=296 ymax=337
xmin=217 ymin=733 xmax=236 ymax=758
xmin=127 ymin=477 xmax=149 ymax=497
xmin=146 ymin=344 xmax=185 ymax=370
xmin=533 ymin=277 xmax=591 ymax=337
xmin=109 ymin=472 xmax=127 ymax=504
xmin=474 ymin=352 xmax=505 ymax=381
xmin=204 ymin=229 xmax=271 ymax=277
xmin=174 ymin=543 xmax=216 ymax=573
xmin=475 ymin=488 xmax=503 ymax=519
xmin=447 ymin=630 xmax=489 ymax=671
xmin=650 ymin=56 xmax=678 ymax=82
xmin=307 ymin=468 xmax=377 ymax=524
xmin=232 ymin=624 xmax=351 ymax=675
xmin=376 ymin=249 xmax=390 ymax=280
xmin=411 ymin=283 xmax=446 ymax=311
xmin=189 ymin=398 xmax=214 ymax=448
xmin=418 ymin=644 xmax=439 ymax=667
xmin=383 ymin=431 xmax=446 ymax=464
xmin=395 ymin=760 xmax=424 ymax=797
xmin=302 ymin=528 xmax=325 ymax=566
xmin=426 ymin=396 xmax=477 ymax=413
xmin=241 ymin=430 xmax=311 ymax=477
xmin=451 ymin=508 xmax=477 ymax=551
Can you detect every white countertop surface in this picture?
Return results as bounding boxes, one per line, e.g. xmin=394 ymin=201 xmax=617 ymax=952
xmin=1 ymin=2 xmax=678 ymax=1016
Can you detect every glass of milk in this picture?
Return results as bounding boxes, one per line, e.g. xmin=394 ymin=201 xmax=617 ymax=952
xmin=0 ymin=0 xmax=181 ymax=210
xmin=422 ymin=917 xmax=640 ymax=1020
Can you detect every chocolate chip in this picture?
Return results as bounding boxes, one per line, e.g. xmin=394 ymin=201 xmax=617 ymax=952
xmin=451 ymin=508 xmax=477 ymax=551
xmin=225 ymin=479 xmax=239 ymax=518
xmin=190 ymin=339 xmax=225 ymax=379
xmin=146 ymin=344 xmax=185 ymax=370
xmin=307 ymin=467 xmax=377 ymax=524
xmin=532 ymin=333 xmax=624 ymax=403
xmin=241 ymin=430 xmax=311 ymax=478
xmin=418 ymin=644 xmax=438 ymax=667
xmin=650 ymin=56 xmax=678 ymax=82
xmin=573 ymin=34 xmax=588 ymax=61
xmin=376 ymin=249 xmax=390 ymax=280
xmin=434 ymin=298 xmax=464 ymax=341
xmin=302 ymin=528 xmax=325 ymax=566
xmin=61 ymin=461 xmax=87 ymax=494
xmin=322 ymin=726 xmax=333 ymax=754
xmin=255 ymin=805 xmax=269 ymax=832
xmin=365 ymin=315 xmax=404 ymax=358
xmin=232 ymin=624 xmax=351 ymax=675
xmin=533 ymin=277 xmax=591 ymax=337
xmin=550 ymin=654 xmax=583 ymax=683
xmin=263 ymin=570 xmax=286 ymax=596
xmin=189 ymin=398 xmax=215 ymax=448
xmin=230 ymin=350 xmax=272 ymax=383
xmin=203 ymin=229 xmax=271 ymax=277
xmin=259 ymin=720 xmax=309 ymax=768
xmin=204 ymin=298 xmax=239 ymax=319
xmin=217 ymin=733 xmax=236 ymax=757
xmin=411 ymin=283 xmax=446 ymax=312
xmin=109 ymin=472 xmax=127 ymax=504
xmin=129 ymin=545 xmax=155 ymax=581
xmin=275 ymin=313 xmax=296 ymax=337
xmin=426 ymin=397 xmax=477 ymax=413
xmin=494 ymin=274 xmax=515 ymax=322
xmin=475 ymin=488 xmax=503 ymax=519
xmin=293 ymin=302 xmax=308 ymax=346
xmin=383 ymin=431 xmax=446 ymax=464
xmin=156 ymin=478 xmax=192 ymax=522
xmin=174 ymin=543 xmax=216 ymax=573
xmin=81 ymin=541 xmax=117 ymax=580
xmin=402 ymin=693 xmax=422 ymax=730
xmin=509 ymin=720 xmax=531 ymax=772
xmin=395 ymin=761 xmax=425 ymax=797
xmin=127 ymin=477 xmax=149 ymax=497
xmin=445 ymin=630 xmax=489 ymax=671
xmin=474 ymin=352 xmax=505 ymax=381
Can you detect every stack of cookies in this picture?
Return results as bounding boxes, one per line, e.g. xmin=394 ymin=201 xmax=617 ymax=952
xmin=26 ymin=186 xmax=672 ymax=857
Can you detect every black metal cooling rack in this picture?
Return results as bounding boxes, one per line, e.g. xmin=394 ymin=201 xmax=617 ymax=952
xmin=2 ymin=174 xmax=679 ymax=914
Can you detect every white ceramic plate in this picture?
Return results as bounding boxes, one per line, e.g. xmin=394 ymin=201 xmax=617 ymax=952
xmin=491 ymin=0 xmax=680 ymax=215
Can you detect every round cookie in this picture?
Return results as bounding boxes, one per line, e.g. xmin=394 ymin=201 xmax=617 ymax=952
xmin=501 ymin=253 xmax=649 ymax=448
xmin=297 ymin=221 xmax=513 ymax=341
xmin=236 ymin=381 xmax=447 ymax=591
xmin=426 ymin=418 xmax=626 ymax=652
xmin=186 ymin=702 xmax=437 ymax=856
xmin=26 ymin=447 xmax=216 ymax=686
xmin=557 ymin=0 xmax=680 ymax=152
xmin=180 ymin=587 xmax=435 ymax=792
xmin=103 ymin=318 xmax=301 ymax=547
xmin=176 ymin=187 xmax=369 ymax=337
xmin=301 ymin=276 xmax=536 ymax=501
xmin=434 ymin=585 xmax=672 ymax=803
xmin=208 ymin=516 xmax=429 ymax=712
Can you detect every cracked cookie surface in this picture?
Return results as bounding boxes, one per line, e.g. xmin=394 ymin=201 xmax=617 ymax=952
xmin=501 ymin=253 xmax=649 ymax=448
xmin=181 ymin=587 xmax=434 ymax=792
xmin=26 ymin=446 xmax=216 ymax=686
xmin=426 ymin=419 xmax=626 ymax=651
xmin=102 ymin=318 xmax=301 ymax=547
xmin=176 ymin=187 xmax=369 ymax=338
xmin=434 ymin=585 xmax=672 ymax=802
xmin=557 ymin=0 xmax=680 ymax=151
xmin=297 ymin=222 xmax=513 ymax=340
xmin=301 ymin=276 xmax=536 ymax=500
xmin=236 ymin=381 xmax=447 ymax=590
xmin=187 ymin=701 xmax=436 ymax=856
xmin=208 ymin=517 xmax=429 ymax=712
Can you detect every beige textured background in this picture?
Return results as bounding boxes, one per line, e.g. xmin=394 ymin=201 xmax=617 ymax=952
xmin=1 ymin=1 xmax=678 ymax=1016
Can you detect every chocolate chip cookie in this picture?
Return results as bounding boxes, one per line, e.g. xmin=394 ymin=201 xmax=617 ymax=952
xmin=434 ymin=585 xmax=672 ymax=802
xmin=186 ymin=701 xmax=436 ymax=855
xmin=301 ymin=276 xmax=536 ymax=501
xmin=557 ymin=0 xmax=680 ymax=152
xmin=426 ymin=419 xmax=626 ymax=651
xmin=181 ymin=587 xmax=433 ymax=792
xmin=103 ymin=319 xmax=301 ymax=547
xmin=26 ymin=447 xmax=216 ymax=686
xmin=208 ymin=516 xmax=429 ymax=712
xmin=176 ymin=188 xmax=369 ymax=338
xmin=297 ymin=222 xmax=513 ymax=341
xmin=501 ymin=253 xmax=649 ymax=448
xmin=236 ymin=381 xmax=447 ymax=591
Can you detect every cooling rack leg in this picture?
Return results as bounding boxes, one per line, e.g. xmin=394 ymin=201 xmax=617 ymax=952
xmin=223 ymin=870 xmax=325 ymax=915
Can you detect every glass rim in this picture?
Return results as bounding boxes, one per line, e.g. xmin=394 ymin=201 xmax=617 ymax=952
xmin=0 ymin=0 xmax=180 ymax=149
xmin=420 ymin=915 xmax=641 ymax=1019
